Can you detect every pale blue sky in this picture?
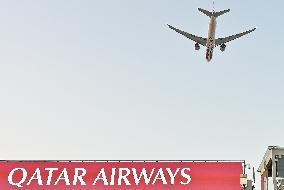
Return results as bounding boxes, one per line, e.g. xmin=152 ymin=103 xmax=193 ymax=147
xmin=0 ymin=0 xmax=282 ymax=181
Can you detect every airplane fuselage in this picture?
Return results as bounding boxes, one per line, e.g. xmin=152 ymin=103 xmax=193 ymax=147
xmin=206 ymin=16 xmax=217 ymax=62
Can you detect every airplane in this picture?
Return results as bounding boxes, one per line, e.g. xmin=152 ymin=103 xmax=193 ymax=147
xmin=167 ymin=8 xmax=256 ymax=62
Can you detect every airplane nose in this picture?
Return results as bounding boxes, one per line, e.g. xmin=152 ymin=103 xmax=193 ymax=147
xmin=206 ymin=47 xmax=213 ymax=62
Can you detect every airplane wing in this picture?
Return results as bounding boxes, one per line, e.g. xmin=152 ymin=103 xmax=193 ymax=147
xmin=215 ymin=28 xmax=256 ymax=46
xmin=167 ymin=24 xmax=207 ymax=46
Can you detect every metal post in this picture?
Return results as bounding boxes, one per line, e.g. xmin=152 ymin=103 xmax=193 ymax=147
xmin=272 ymin=153 xmax=277 ymax=190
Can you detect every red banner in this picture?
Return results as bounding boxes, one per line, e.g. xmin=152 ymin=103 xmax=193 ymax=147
xmin=0 ymin=161 xmax=243 ymax=190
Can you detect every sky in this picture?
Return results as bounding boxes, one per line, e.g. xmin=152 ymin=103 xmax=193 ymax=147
xmin=0 ymin=0 xmax=283 ymax=185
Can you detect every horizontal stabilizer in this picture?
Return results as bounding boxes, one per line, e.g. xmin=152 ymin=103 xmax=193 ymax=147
xmin=198 ymin=8 xmax=212 ymax=17
xmin=213 ymin=9 xmax=230 ymax=17
xmin=198 ymin=8 xmax=230 ymax=18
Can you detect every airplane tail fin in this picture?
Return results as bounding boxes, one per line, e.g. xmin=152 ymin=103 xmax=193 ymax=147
xmin=198 ymin=8 xmax=230 ymax=18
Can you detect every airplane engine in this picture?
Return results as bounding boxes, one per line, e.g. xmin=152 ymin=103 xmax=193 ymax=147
xmin=220 ymin=44 xmax=226 ymax=52
xmin=195 ymin=43 xmax=200 ymax=50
